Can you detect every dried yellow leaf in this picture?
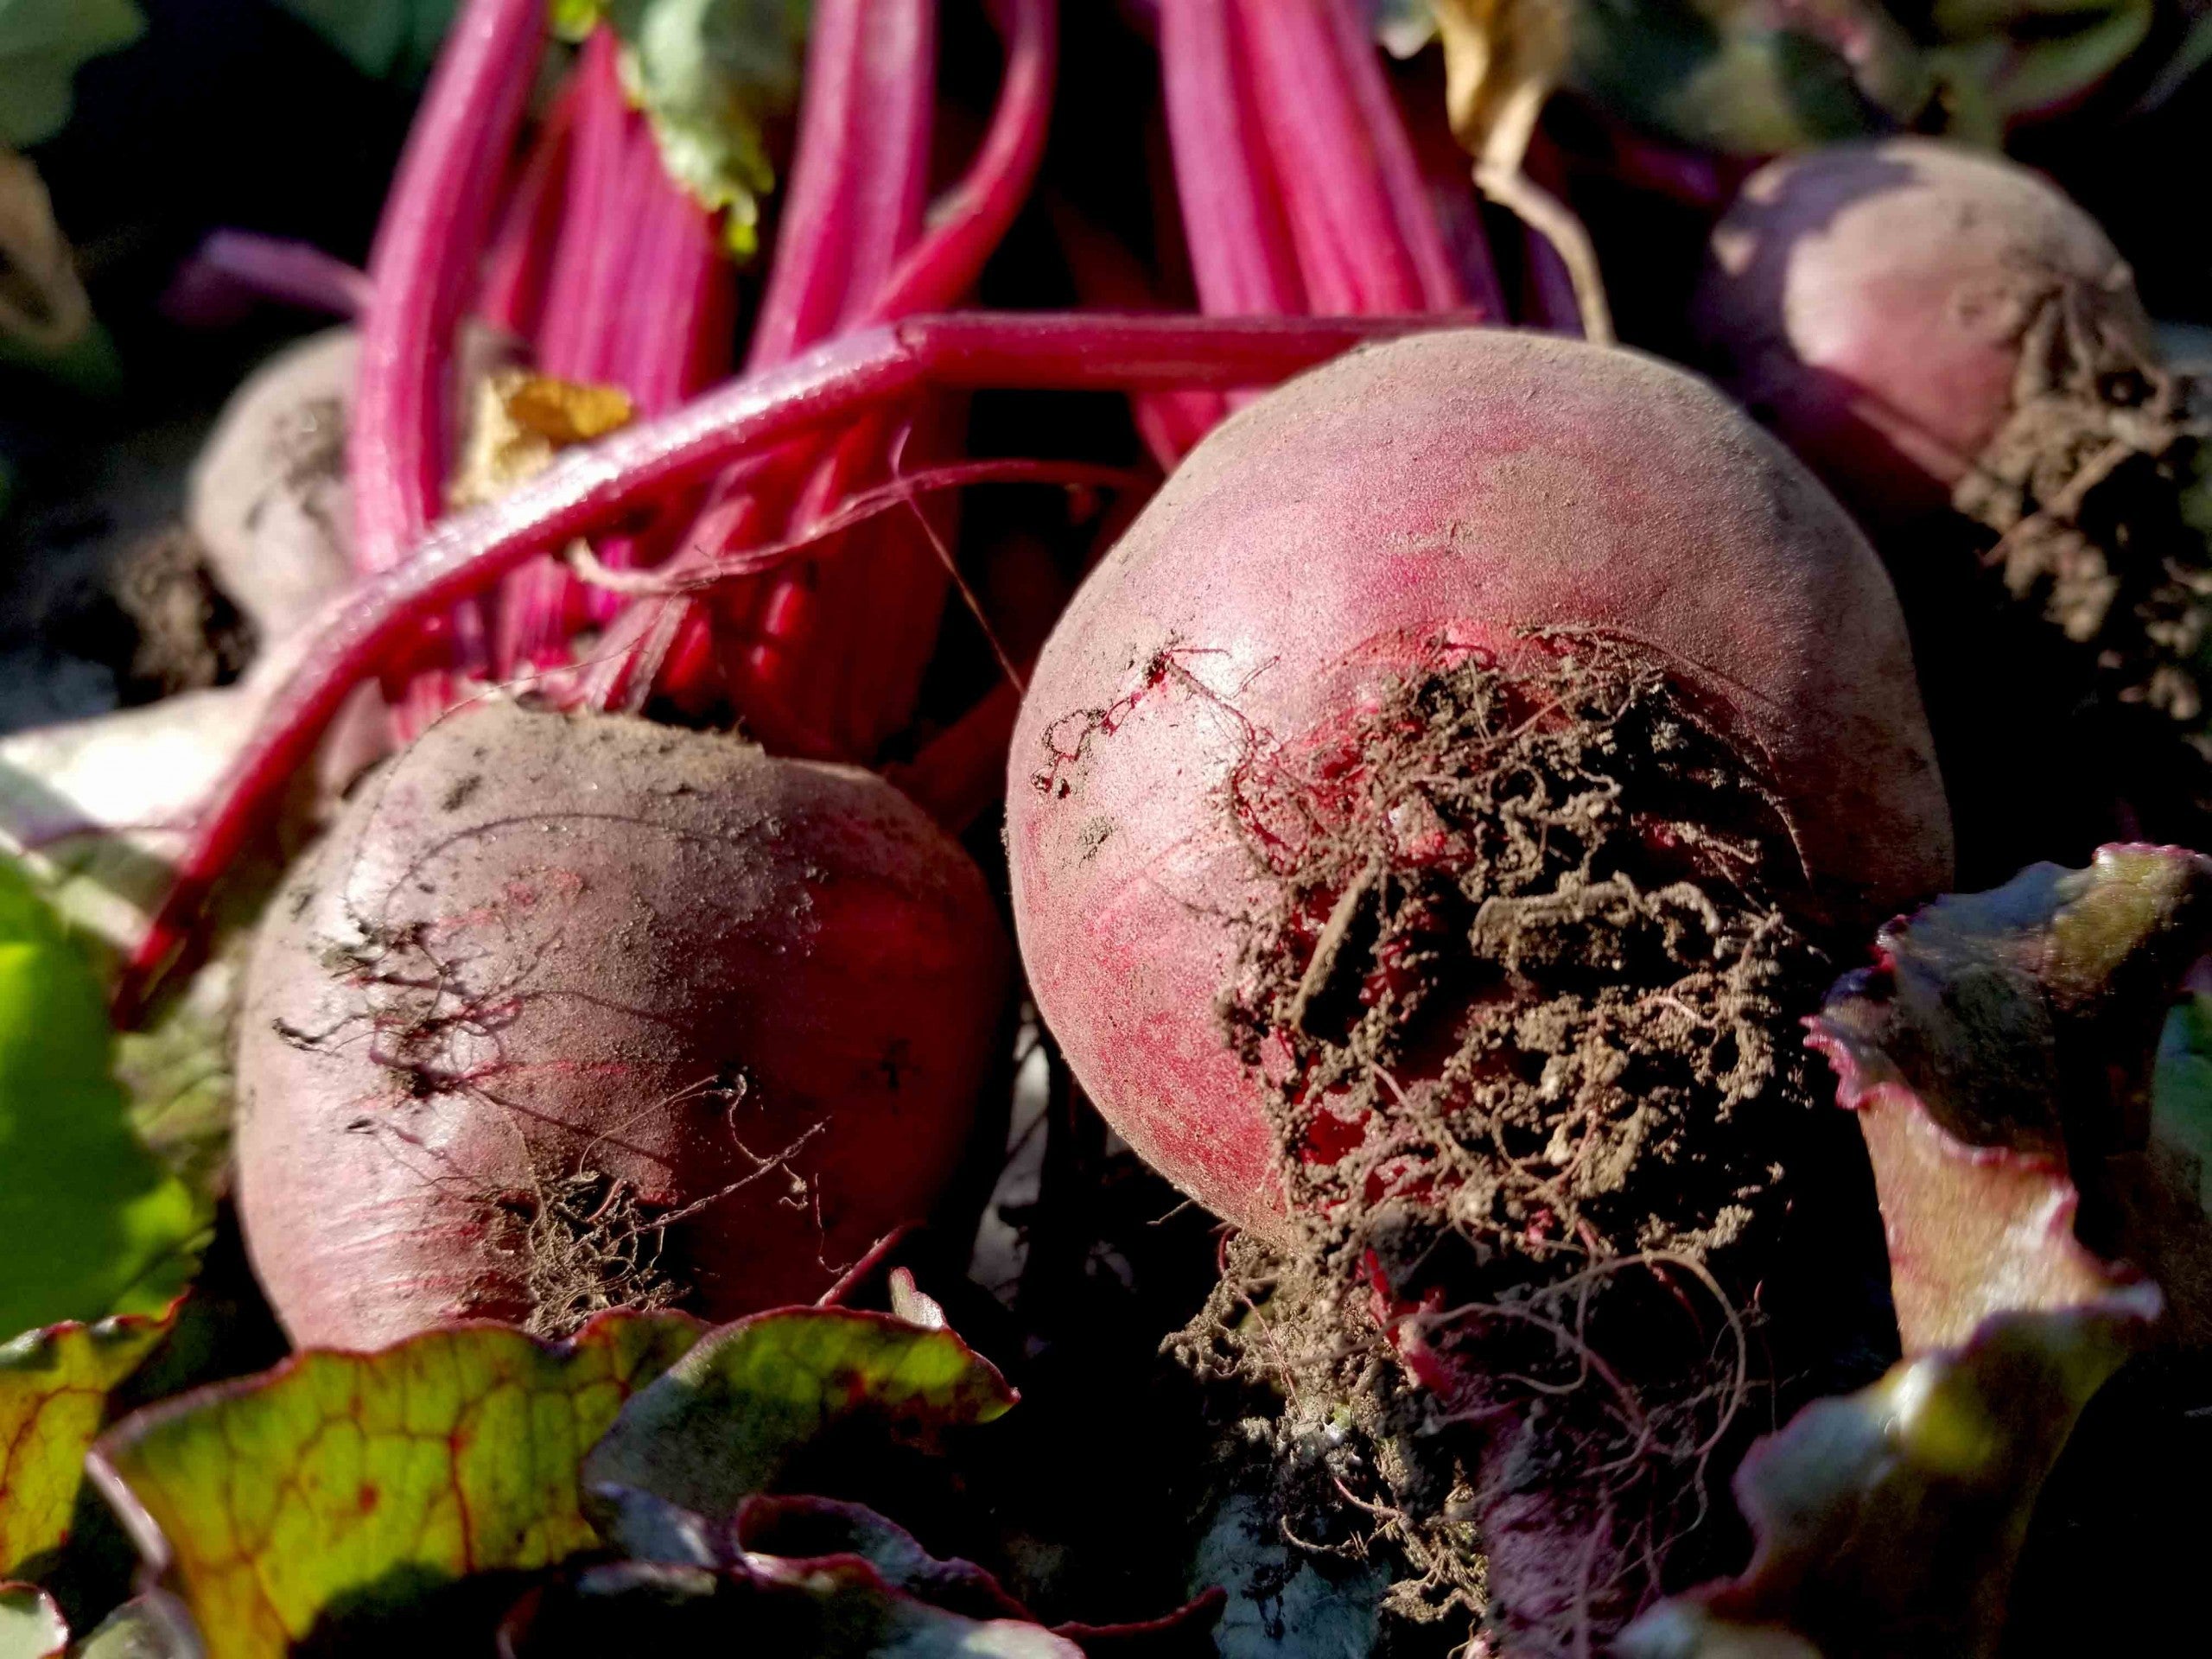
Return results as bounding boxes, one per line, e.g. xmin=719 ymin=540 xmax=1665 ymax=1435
xmin=449 ymin=370 xmax=636 ymax=511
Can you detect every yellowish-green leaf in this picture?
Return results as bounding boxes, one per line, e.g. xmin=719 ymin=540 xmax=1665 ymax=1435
xmin=560 ymin=0 xmax=809 ymax=257
xmin=0 ymin=1313 xmax=169 ymax=1579
xmin=89 ymin=1311 xmax=703 ymax=1659
xmin=0 ymin=858 xmax=206 ymax=1338
xmin=582 ymin=1308 xmax=1014 ymax=1522
xmin=0 ymin=0 xmax=143 ymax=148
xmin=1617 ymin=1300 xmax=2153 ymax=1659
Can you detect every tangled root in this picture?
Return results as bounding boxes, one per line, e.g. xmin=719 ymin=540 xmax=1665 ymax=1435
xmin=1175 ymin=637 xmax=1825 ymax=1655
xmin=1955 ymin=288 xmax=2212 ymax=742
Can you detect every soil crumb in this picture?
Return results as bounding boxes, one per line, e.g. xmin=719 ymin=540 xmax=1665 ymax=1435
xmin=1173 ymin=636 xmax=1825 ymax=1656
xmin=98 ymin=522 xmax=257 ymax=701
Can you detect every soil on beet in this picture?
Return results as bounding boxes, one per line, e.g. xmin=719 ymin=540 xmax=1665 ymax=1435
xmin=1169 ymin=638 xmax=1855 ymax=1654
xmin=1942 ymin=287 xmax=2212 ymax=855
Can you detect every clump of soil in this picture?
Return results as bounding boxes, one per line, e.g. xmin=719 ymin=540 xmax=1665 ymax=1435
xmin=97 ymin=523 xmax=257 ymax=702
xmin=1954 ymin=289 xmax=2211 ymax=766
xmin=1175 ymin=637 xmax=1828 ymax=1655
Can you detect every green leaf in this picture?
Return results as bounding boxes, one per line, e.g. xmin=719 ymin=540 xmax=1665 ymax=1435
xmin=270 ymin=0 xmax=460 ymax=82
xmin=88 ymin=1310 xmax=702 ymax=1659
xmin=0 ymin=1582 xmax=67 ymax=1659
xmin=569 ymin=0 xmax=809 ymax=256
xmin=509 ymin=1555 xmax=1081 ymax=1658
xmin=1615 ymin=1300 xmax=2153 ymax=1659
xmin=0 ymin=858 xmax=206 ymax=1338
xmin=1568 ymin=0 xmax=1936 ymax=156
xmin=0 ymin=0 xmax=144 ymax=148
xmin=0 ymin=1313 xmax=170 ymax=1580
xmin=1808 ymin=846 xmax=2212 ymax=1352
xmin=581 ymin=1308 xmax=1015 ymax=1522
xmin=734 ymin=1496 xmax=1030 ymax=1620
xmin=70 ymin=1593 xmax=197 ymax=1659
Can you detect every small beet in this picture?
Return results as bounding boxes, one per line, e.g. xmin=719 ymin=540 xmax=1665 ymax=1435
xmin=1694 ymin=137 xmax=2211 ymax=867
xmin=1692 ymin=137 xmax=2161 ymax=528
xmin=235 ymin=701 xmax=1008 ymax=1350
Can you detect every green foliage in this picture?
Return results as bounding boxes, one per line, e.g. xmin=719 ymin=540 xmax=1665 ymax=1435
xmin=0 ymin=1582 xmax=67 ymax=1659
xmin=270 ymin=0 xmax=460 ymax=82
xmin=0 ymin=860 xmax=205 ymax=1340
xmin=556 ymin=0 xmax=809 ymax=255
xmin=582 ymin=1308 xmax=1015 ymax=1520
xmin=0 ymin=1314 xmax=170 ymax=1580
xmin=1618 ymin=1301 xmax=2152 ymax=1659
xmin=0 ymin=0 xmax=143 ymax=149
xmin=91 ymin=1311 xmax=704 ymax=1659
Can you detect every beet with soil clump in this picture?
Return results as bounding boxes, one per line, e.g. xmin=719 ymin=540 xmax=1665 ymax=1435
xmin=1005 ymin=329 xmax=1952 ymax=1653
xmin=1693 ymin=137 xmax=2211 ymax=871
xmin=235 ymin=700 xmax=1009 ymax=1350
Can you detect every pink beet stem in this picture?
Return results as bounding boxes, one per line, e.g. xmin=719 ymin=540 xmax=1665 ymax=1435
xmin=1159 ymin=0 xmax=1306 ymax=317
xmin=499 ymin=29 xmax=736 ymax=671
xmin=1152 ymin=0 xmax=1486 ymax=465
xmin=350 ymin=0 xmax=543 ymax=739
xmin=178 ymin=231 xmax=373 ymax=319
xmin=597 ymin=0 xmax=1056 ymax=729
xmin=121 ymin=310 xmax=1447 ymax=1014
xmin=591 ymin=0 xmax=936 ymax=724
xmin=734 ymin=0 xmax=938 ymax=746
xmin=1239 ymin=0 xmax=1436 ymax=313
xmin=478 ymin=77 xmax=579 ymax=338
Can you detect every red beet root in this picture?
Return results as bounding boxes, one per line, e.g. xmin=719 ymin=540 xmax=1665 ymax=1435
xmin=1694 ymin=137 xmax=2210 ymax=869
xmin=1007 ymin=327 xmax=1952 ymax=1236
xmin=1691 ymin=137 xmax=2157 ymax=531
xmin=235 ymin=700 xmax=1008 ymax=1349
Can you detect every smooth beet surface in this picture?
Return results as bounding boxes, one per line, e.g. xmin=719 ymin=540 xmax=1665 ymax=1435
xmin=236 ymin=700 xmax=1008 ymax=1349
xmin=1693 ymin=137 xmax=2155 ymax=529
xmin=1005 ymin=328 xmax=1952 ymax=1235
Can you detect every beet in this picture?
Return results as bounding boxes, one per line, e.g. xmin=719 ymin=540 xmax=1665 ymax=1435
xmin=235 ymin=700 xmax=1008 ymax=1349
xmin=1003 ymin=328 xmax=1951 ymax=1650
xmin=1691 ymin=137 xmax=2160 ymax=530
xmin=1008 ymin=327 xmax=1949 ymax=1233
xmin=1693 ymin=137 xmax=2211 ymax=871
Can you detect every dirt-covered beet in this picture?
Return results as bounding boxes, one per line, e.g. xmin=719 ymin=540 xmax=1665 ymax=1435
xmin=1694 ymin=137 xmax=2210 ymax=868
xmin=1008 ymin=328 xmax=1949 ymax=1236
xmin=236 ymin=700 xmax=1009 ymax=1349
xmin=1005 ymin=329 xmax=1951 ymax=1650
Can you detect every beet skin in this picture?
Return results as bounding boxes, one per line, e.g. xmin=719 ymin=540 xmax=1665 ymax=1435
xmin=1005 ymin=328 xmax=1952 ymax=1235
xmin=1692 ymin=137 xmax=2155 ymax=529
xmin=236 ymin=701 xmax=1008 ymax=1349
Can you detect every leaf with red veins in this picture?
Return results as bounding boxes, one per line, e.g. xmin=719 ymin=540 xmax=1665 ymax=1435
xmin=1616 ymin=1296 xmax=2157 ymax=1659
xmin=733 ymin=1495 xmax=1032 ymax=1622
xmin=86 ymin=1309 xmax=703 ymax=1659
xmin=580 ymin=1308 xmax=1015 ymax=1522
xmin=0 ymin=1311 xmax=171 ymax=1577
xmin=1808 ymin=844 xmax=2212 ymax=1353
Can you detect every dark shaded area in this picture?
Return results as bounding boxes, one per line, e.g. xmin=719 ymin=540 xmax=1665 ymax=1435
xmin=1 ymin=0 xmax=413 ymax=734
xmin=2003 ymin=1351 xmax=2212 ymax=1659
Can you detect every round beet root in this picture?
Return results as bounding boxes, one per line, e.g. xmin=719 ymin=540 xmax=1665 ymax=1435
xmin=237 ymin=701 xmax=1008 ymax=1349
xmin=1695 ymin=138 xmax=2211 ymax=870
xmin=1008 ymin=328 xmax=1949 ymax=1235
xmin=1006 ymin=329 xmax=1948 ymax=1650
xmin=1692 ymin=137 xmax=2160 ymax=529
